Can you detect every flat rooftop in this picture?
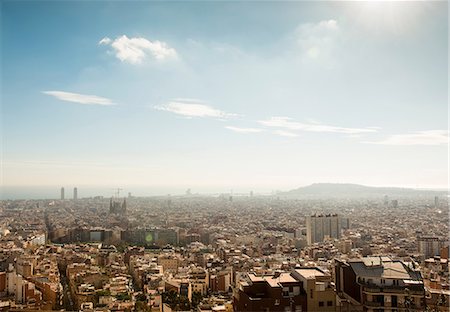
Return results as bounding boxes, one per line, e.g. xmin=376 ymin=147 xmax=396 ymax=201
xmin=294 ymin=267 xmax=328 ymax=279
xmin=248 ymin=272 xmax=298 ymax=288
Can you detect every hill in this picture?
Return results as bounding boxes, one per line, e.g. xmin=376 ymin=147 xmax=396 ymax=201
xmin=280 ymin=183 xmax=446 ymax=198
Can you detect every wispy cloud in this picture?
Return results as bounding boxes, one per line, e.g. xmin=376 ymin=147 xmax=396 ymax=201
xmin=155 ymin=99 xmax=236 ymax=119
xmin=363 ymin=130 xmax=448 ymax=146
xmin=258 ymin=117 xmax=377 ymax=134
xmin=225 ymin=126 xmax=263 ymax=133
xmin=99 ymin=35 xmax=177 ymax=64
xmin=259 ymin=117 xmax=304 ymax=130
xmin=273 ymin=130 xmax=299 ymax=137
xmin=42 ymin=91 xmax=115 ymax=106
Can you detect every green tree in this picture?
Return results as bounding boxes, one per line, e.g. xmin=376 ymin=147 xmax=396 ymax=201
xmin=191 ymin=292 xmax=203 ymax=308
xmin=135 ymin=293 xmax=147 ymax=302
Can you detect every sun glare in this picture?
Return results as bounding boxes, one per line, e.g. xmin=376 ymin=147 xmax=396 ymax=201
xmin=349 ymin=1 xmax=427 ymax=35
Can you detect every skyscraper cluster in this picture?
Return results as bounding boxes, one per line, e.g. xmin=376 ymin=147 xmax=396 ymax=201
xmin=59 ymin=187 xmax=78 ymax=200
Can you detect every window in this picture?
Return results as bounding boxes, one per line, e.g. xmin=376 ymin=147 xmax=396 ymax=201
xmin=392 ymin=295 xmax=398 ymax=307
xmin=319 ymin=301 xmax=324 ymax=307
xmin=327 ymin=301 xmax=333 ymax=306
xmin=310 ymin=289 xmax=313 ymax=299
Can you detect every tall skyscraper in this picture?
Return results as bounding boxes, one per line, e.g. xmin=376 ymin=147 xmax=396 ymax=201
xmin=306 ymin=214 xmax=341 ymax=245
xmin=60 ymin=187 xmax=65 ymax=200
xmin=73 ymin=187 xmax=78 ymax=200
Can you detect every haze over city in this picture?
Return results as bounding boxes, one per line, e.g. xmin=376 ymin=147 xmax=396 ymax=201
xmin=2 ymin=1 xmax=448 ymax=199
xmin=1 ymin=2 xmax=449 ymax=312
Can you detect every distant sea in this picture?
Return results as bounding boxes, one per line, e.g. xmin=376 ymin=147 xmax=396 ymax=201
xmin=0 ymin=186 xmax=184 ymax=200
xmin=0 ymin=186 xmax=264 ymax=200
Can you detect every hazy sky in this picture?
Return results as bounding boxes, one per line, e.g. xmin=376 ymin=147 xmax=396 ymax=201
xmin=1 ymin=1 xmax=448 ymax=194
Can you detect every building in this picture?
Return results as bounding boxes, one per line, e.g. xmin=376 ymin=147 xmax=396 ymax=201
xmin=155 ymin=229 xmax=178 ymax=246
xmin=306 ymin=214 xmax=341 ymax=245
xmin=335 ymin=256 xmax=425 ymax=312
xmin=234 ymin=272 xmax=307 ymax=312
xmin=210 ymin=268 xmax=233 ymax=293
xmin=338 ymin=240 xmax=353 ymax=254
xmin=60 ymin=187 xmax=64 ymax=200
xmin=391 ymin=200 xmax=398 ymax=208
xmin=292 ymin=267 xmax=336 ymax=311
xmin=158 ymin=255 xmax=179 ymax=273
xmin=418 ymin=237 xmax=446 ymax=259
xmin=73 ymin=187 xmax=78 ymax=200
xmin=110 ymin=198 xmax=126 ymax=215
xmin=189 ymin=267 xmax=209 ymax=296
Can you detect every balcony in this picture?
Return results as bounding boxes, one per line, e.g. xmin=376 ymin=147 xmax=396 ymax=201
xmin=364 ymin=301 xmax=383 ymax=307
xmin=360 ymin=282 xmax=424 ymax=295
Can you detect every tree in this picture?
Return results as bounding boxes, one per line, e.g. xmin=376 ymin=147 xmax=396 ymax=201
xmin=404 ymin=288 xmax=414 ymax=312
xmin=191 ymin=292 xmax=203 ymax=308
xmin=135 ymin=293 xmax=147 ymax=302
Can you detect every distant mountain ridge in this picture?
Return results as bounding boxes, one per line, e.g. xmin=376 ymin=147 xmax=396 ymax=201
xmin=280 ymin=183 xmax=446 ymax=198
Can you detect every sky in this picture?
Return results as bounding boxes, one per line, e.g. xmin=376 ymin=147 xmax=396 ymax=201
xmin=1 ymin=1 xmax=448 ymax=198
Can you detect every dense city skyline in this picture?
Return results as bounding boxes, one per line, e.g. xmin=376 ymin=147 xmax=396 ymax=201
xmin=1 ymin=2 xmax=449 ymax=311
xmin=2 ymin=1 xmax=448 ymax=192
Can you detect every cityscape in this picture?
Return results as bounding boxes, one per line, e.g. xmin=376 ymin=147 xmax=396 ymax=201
xmin=1 ymin=1 xmax=448 ymax=312
xmin=0 ymin=185 xmax=449 ymax=311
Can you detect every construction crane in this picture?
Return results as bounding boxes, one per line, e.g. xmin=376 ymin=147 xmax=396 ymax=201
xmin=111 ymin=188 xmax=123 ymax=198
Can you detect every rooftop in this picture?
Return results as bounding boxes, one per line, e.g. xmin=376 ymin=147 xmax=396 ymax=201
xmin=294 ymin=267 xmax=328 ymax=279
xmin=248 ymin=272 xmax=298 ymax=288
xmin=348 ymin=257 xmax=422 ymax=281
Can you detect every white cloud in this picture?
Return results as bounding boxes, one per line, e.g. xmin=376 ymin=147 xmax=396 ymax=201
xmin=155 ymin=99 xmax=235 ymax=119
xmin=42 ymin=91 xmax=115 ymax=106
xmin=363 ymin=130 xmax=448 ymax=146
xmin=273 ymin=130 xmax=299 ymax=137
xmin=305 ymin=123 xmax=378 ymax=134
xmin=259 ymin=117 xmax=304 ymax=130
xmin=225 ymin=126 xmax=263 ymax=133
xmin=98 ymin=37 xmax=111 ymax=45
xmin=99 ymin=35 xmax=177 ymax=64
xmin=258 ymin=117 xmax=377 ymax=134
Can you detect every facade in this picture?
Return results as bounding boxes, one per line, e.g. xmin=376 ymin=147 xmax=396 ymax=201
xmin=292 ymin=267 xmax=336 ymax=311
xmin=121 ymin=228 xmax=178 ymax=246
xmin=60 ymin=187 xmax=64 ymax=200
xmin=335 ymin=256 xmax=426 ymax=312
xmin=234 ymin=272 xmax=307 ymax=312
xmin=210 ymin=268 xmax=233 ymax=293
xmin=73 ymin=187 xmax=78 ymax=200
xmin=306 ymin=214 xmax=341 ymax=245
xmin=417 ymin=236 xmax=447 ymax=258
xmin=158 ymin=256 xmax=179 ymax=273
xmin=109 ymin=198 xmax=126 ymax=215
